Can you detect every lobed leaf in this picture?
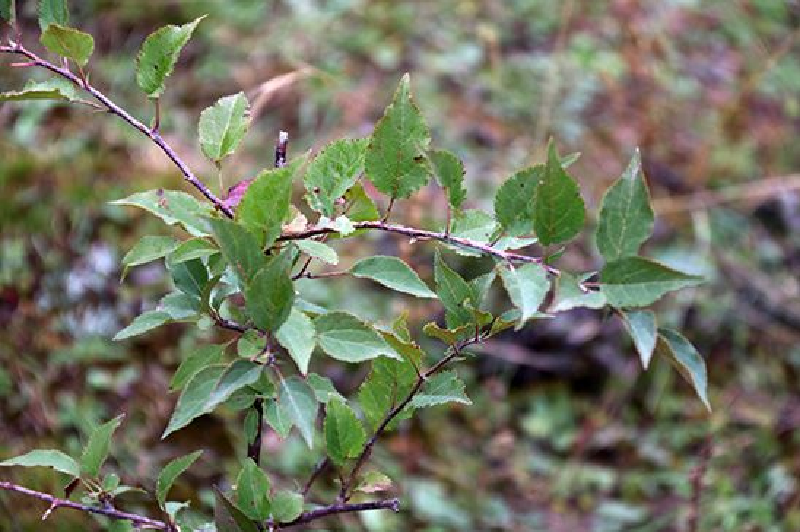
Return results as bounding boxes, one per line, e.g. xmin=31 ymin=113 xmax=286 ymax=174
xmin=136 ymin=16 xmax=204 ymax=98
xmin=156 ymin=450 xmax=203 ymax=510
xmin=595 ymin=150 xmax=654 ymax=261
xmin=351 ymin=255 xmax=436 ymax=298
xmin=199 ymin=92 xmax=251 ymax=164
xmin=365 ymin=73 xmax=431 ymax=199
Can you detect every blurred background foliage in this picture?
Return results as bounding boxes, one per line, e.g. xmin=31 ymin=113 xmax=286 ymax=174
xmin=1 ymin=0 xmax=799 ymax=530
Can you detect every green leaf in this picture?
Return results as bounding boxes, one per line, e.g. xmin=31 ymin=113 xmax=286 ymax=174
xmin=199 ymin=92 xmax=251 ymax=164
xmin=0 ymin=0 xmax=13 ymax=23
xmin=356 ymin=471 xmax=393 ymax=494
xmin=169 ymin=238 xmax=218 ymax=264
xmin=351 ymin=255 xmax=436 ymax=298
xmin=325 ymin=398 xmax=366 ymax=466
xmin=532 ymin=139 xmax=586 ymax=245
xmin=550 ymin=272 xmax=606 ymax=312
xmin=38 ymin=0 xmax=68 ymax=29
xmin=655 ymin=329 xmax=710 ymax=411
xmin=365 ymin=73 xmax=431 ymax=199
xmin=170 ymin=343 xmax=226 ymax=391
xmin=159 ymin=292 xmax=201 ymax=320
xmin=113 ymin=310 xmax=172 ymax=341
xmin=156 ymin=450 xmax=202 ymax=510
xmin=307 ymin=374 xmax=345 ymax=403
xmin=620 ymin=310 xmax=657 ymax=368
xmin=434 ymin=250 xmax=477 ymax=328
xmin=494 ymin=165 xmax=542 ymax=236
xmin=168 ymin=257 xmax=208 ymax=299
xmin=208 ymin=217 xmax=264 ymax=285
xmin=600 ymin=256 xmax=703 ymax=308
xmin=469 ymin=270 xmax=496 ymax=309
xmin=595 ymin=150 xmax=654 ymax=261
xmin=270 ymin=490 xmax=304 ymax=523
xmin=344 ymin=183 xmax=380 ymax=222
xmin=497 ymin=262 xmax=549 ymax=327
xmin=422 ymin=321 xmax=473 ymax=345
xmin=278 ymin=376 xmax=318 ymax=448
xmin=429 ymin=149 xmax=466 ymax=209
xmin=40 ymin=24 xmax=94 ymax=66
xmin=122 ymin=235 xmax=179 ymax=270
xmin=358 ymin=357 xmax=416 ymax=431
xmin=80 ymin=414 xmax=124 ymax=477
xmin=295 ymin=239 xmax=338 ymax=265
xmin=136 ymin=16 xmax=204 ymax=98
xmin=0 ymin=78 xmax=77 ymax=102
xmin=264 ymin=399 xmax=293 ymax=438
xmin=163 ymin=364 xmax=227 ymax=438
xmin=315 ymin=312 xmax=399 ymax=363
xmin=205 ymin=360 xmax=263 ymax=411
xmin=245 ymin=252 xmax=295 ymax=332
xmin=214 ymin=486 xmax=259 ymax=532
xmin=305 ymin=138 xmax=367 ymax=217
xmin=234 ymin=458 xmax=271 ymax=521
xmin=409 ymin=371 xmax=471 ymax=408
xmin=237 ymin=158 xmax=304 ymax=248
xmin=236 ymin=329 xmax=262 ymax=358
xmin=111 ymin=190 xmax=212 ymax=237
xmin=276 ymin=308 xmax=316 ymax=374
xmin=0 ymin=449 xmax=79 ymax=477
xmin=447 ymin=209 xmax=537 ymax=256
xmin=380 ymin=329 xmax=424 ymax=368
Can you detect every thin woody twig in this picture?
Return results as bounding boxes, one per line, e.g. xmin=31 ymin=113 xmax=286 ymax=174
xmin=277 ymin=498 xmax=400 ymax=528
xmin=0 ymin=43 xmax=234 ymax=218
xmin=0 ymin=480 xmax=168 ymax=529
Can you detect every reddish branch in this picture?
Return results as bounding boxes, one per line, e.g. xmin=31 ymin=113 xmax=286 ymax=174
xmin=0 ymin=42 xmax=234 ymax=218
xmin=279 ymin=498 xmax=399 ymax=528
xmin=0 ymin=480 xmax=169 ymax=529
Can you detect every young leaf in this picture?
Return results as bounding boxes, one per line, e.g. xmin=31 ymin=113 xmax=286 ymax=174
xmin=550 ymin=272 xmax=606 ymax=312
xmin=655 ymin=329 xmax=710 ymax=411
xmin=595 ymin=150 xmax=654 ymax=261
xmin=295 ymin=239 xmax=338 ymax=265
xmin=275 ymin=308 xmax=316 ymax=375
xmin=434 ymin=250 xmax=478 ymax=328
xmin=208 ymin=217 xmax=264 ymax=285
xmin=315 ymin=312 xmax=400 ymax=363
xmin=170 ymin=343 xmax=226 ymax=391
xmin=600 ymin=256 xmax=703 ymax=308
xmin=365 ymin=73 xmax=431 ymax=199
xmin=156 ymin=450 xmax=203 ymax=510
xmin=38 ymin=0 xmax=68 ymax=30
xmin=532 ymin=139 xmax=586 ymax=246
xmin=214 ymin=486 xmax=259 ymax=532
xmin=305 ymin=138 xmax=367 ymax=217
xmin=111 ymin=190 xmax=212 ymax=237
xmin=429 ymin=149 xmax=466 ymax=209
xmin=237 ymin=158 xmax=304 ymax=248
xmin=356 ymin=471 xmax=393 ymax=494
xmin=380 ymin=329 xmax=425 ymax=368
xmin=422 ymin=321 xmax=473 ymax=345
xmin=345 ymin=183 xmax=380 ymax=222
xmin=325 ymin=399 xmax=366 ymax=466
xmin=199 ymin=92 xmax=251 ymax=164
xmin=0 ymin=449 xmax=80 ymax=477
xmin=497 ymin=262 xmax=549 ymax=328
xmin=620 ymin=309 xmax=657 ymax=368
xmin=234 ymin=458 xmax=271 ymax=521
xmin=270 ymin=490 xmax=304 ymax=523
xmin=136 ymin=16 xmax=205 ymax=98
xmin=278 ymin=376 xmax=318 ymax=448
xmin=163 ymin=364 xmax=227 ymax=438
xmin=494 ymin=165 xmax=542 ymax=236
xmin=358 ymin=357 xmax=416 ymax=430
xmin=40 ymin=24 xmax=94 ymax=67
xmin=113 ymin=310 xmax=172 ymax=341
xmin=409 ymin=371 xmax=471 ymax=408
xmin=245 ymin=252 xmax=294 ymax=332
xmin=205 ymin=360 xmax=263 ymax=411
xmin=351 ymin=255 xmax=436 ymax=298
xmin=80 ymin=414 xmax=124 ymax=477
xmin=0 ymin=78 xmax=77 ymax=101
xmin=122 ymin=235 xmax=180 ymax=270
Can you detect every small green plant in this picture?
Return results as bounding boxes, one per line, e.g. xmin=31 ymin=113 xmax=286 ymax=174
xmin=0 ymin=2 xmax=708 ymax=530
